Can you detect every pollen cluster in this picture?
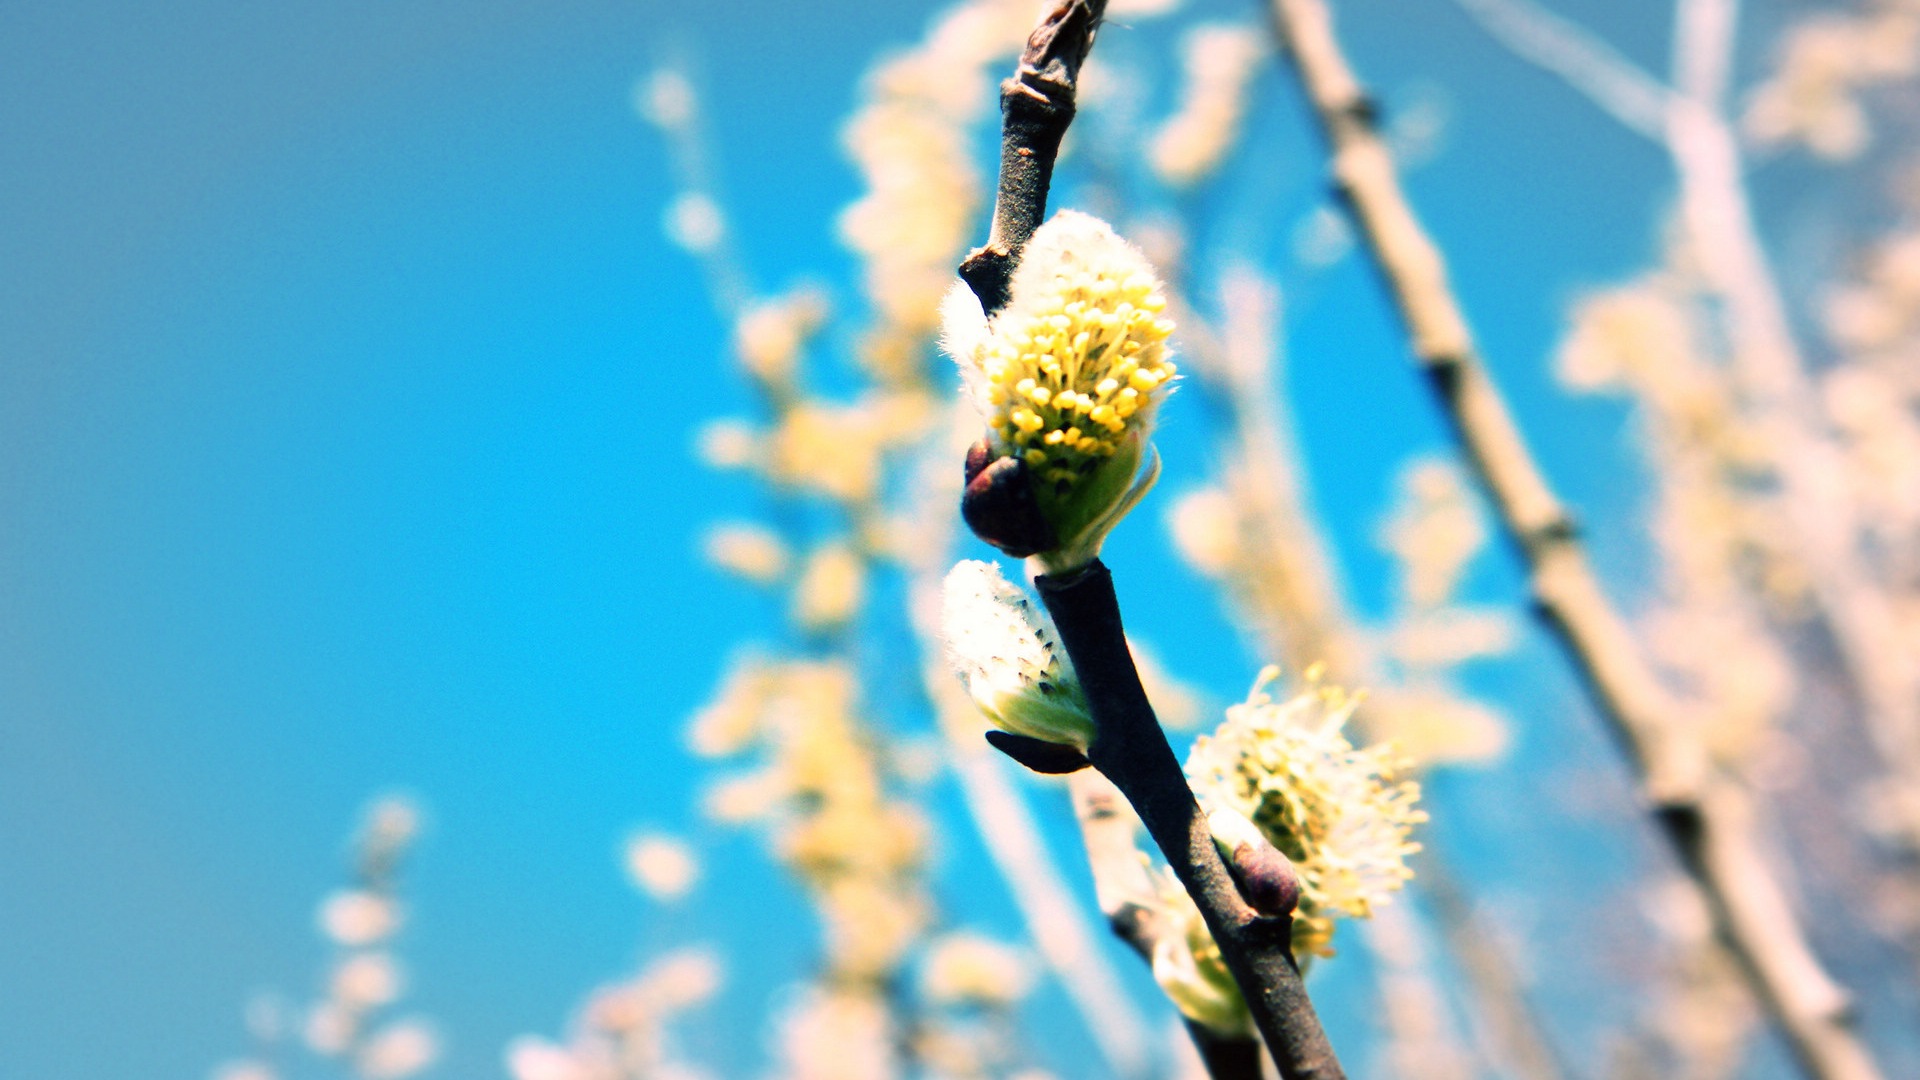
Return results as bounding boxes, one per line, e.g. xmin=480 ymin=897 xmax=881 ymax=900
xmin=960 ymin=212 xmax=1178 ymax=496
xmin=1186 ymin=667 xmax=1426 ymax=959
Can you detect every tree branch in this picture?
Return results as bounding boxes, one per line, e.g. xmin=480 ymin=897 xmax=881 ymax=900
xmin=1458 ymin=0 xmax=1920 ymax=859
xmin=954 ymin=5 xmax=1343 ymax=1074
xmin=959 ymin=0 xmax=1108 ymax=315
xmin=1262 ymin=1 xmax=1884 ymax=1078
xmin=1042 ymin=561 xmax=1346 ymax=1080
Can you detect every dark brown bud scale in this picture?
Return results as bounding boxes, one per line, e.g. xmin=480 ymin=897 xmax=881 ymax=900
xmin=961 ymin=438 xmax=1057 ymax=558
xmin=984 ymin=729 xmax=1091 ymax=774
xmin=1228 ymin=840 xmax=1302 ymax=918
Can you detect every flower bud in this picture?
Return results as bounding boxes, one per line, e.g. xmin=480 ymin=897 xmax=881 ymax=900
xmin=961 ymin=439 xmax=1057 ymax=558
xmin=941 ymin=560 xmax=1094 ymax=752
xmin=943 ymin=211 xmax=1177 ymax=572
xmin=1207 ymin=806 xmax=1301 ymax=917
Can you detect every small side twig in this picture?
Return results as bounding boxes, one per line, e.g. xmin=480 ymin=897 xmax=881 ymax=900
xmin=1070 ymin=771 xmax=1266 ymax=1080
xmin=930 ymin=666 xmax=1158 ymax=1078
xmin=959 ymin=0 xmax=1108 ymax=316
xmin=1044 ymin=561 xmax=1345 ymax=1080
xmin=1262 ymin=1 xmax=1883 ymax=1078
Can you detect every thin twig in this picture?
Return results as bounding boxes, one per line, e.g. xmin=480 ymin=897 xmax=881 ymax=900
xmin=1453 ymin=0 xmax=1920 ymax=858
xmin=959 ymin=0 xmax=1109 ymax=315
xmin=1416 ymin=857 xmax=1577 ymax=1080
xmin=1451 ymin=0 xmax=1671 ymax=138
xmin=1663 ymin=0 xmax=1920 ymax=853
xmin=1262 ymin=1 xmax=1884 ymax=1078
xmin=932 ymin=671 xmax=1159 ymax=1077
xmin=1069 ymin=770 xmax=1266 ymax=1080
xmin=1041 ymin=561 xmax=1346 ymax=1080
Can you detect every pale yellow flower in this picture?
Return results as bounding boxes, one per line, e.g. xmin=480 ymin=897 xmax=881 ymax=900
xmin=1186 ymin=668 xmax=1425 ymax=958
xmin=944 ymin=211 xmax=1178 ymax=569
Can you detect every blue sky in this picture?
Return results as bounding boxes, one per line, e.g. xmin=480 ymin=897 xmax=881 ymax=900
xmin=3 ymin=1 xmax=1862 ymax=1078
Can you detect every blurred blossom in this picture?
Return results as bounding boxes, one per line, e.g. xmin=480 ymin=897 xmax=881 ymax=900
xmin=1819 ymin=229 xmax=1920 ymax=352
xmin=637 ymin=67 xmax=696 ymax=131
xmin=763 ymin=400 xmax=898 ymax=502
xmin=687 ymin=657 xmax=776 ymax=757
xmin=734 ymin=290 xmax=828 ymax=386
xmin=505 ymin=1037 xmax=586 ymax=1080
xmin=920 ymin=932 xmax=1035 ymax=1007
xmin=355 ymin=1019 xmax=440 ymax=1079
xmin=831 ymin=0 xmax=1066 ymax=374
xmin=1826 ymin=366 xmax=1920 ymax=534
xmin=694 ymin=418 xmax=759 ymax=470
xmin=792 ymin=543 xmax=867 ymax=632
xmin=1558 ymin=284 xmax=1697 ymax=392
xmin=624 ymin=832 xmax=701 ymax=902
xmin=664 ymin=192 xmax=726 ymax=254
xmin=1167 ymin=487 xmax=1238 ymax=575
xmin=331 ymin=952 xmax=404 ymax=1010
xmin=210 ymin=1062 xmax=276 ymax=1080
xmin=1148 ymin=24 xmax=1268 ymax=188
xmin=305 ymin=1001 xmax=356 ymax=1056
xmin=1291 ymin=205 xmax=1353 ymax=268
xmin=506 ymin=948 xmax=721 ymax=1080
xmin=318 ymin=890 xmax=399 ymax=947
xmin=702 ymin=772 xmax=782 ymax=823
xmin=1744 ymin=10 xmax=1920 ymax=160
xmin=814 ymin=858 xmax=933 ymax=979
xmin=1380 ymin=459 xmax=1486 ymax=610
xmin=702 ymin=523 xmax=790 ymax=584
xmin=359 ymin=796 xmax=421 ymax=863
xmin=1384 ymin=608 xmax=1516 ymax=670
xmin=634 ymin=947 xmax=724 ymax=1010
xmin=776 ymin=988 xmax=897 ymax=1080
xmin=1366 ymin=688 xmax=1509 ymax=766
